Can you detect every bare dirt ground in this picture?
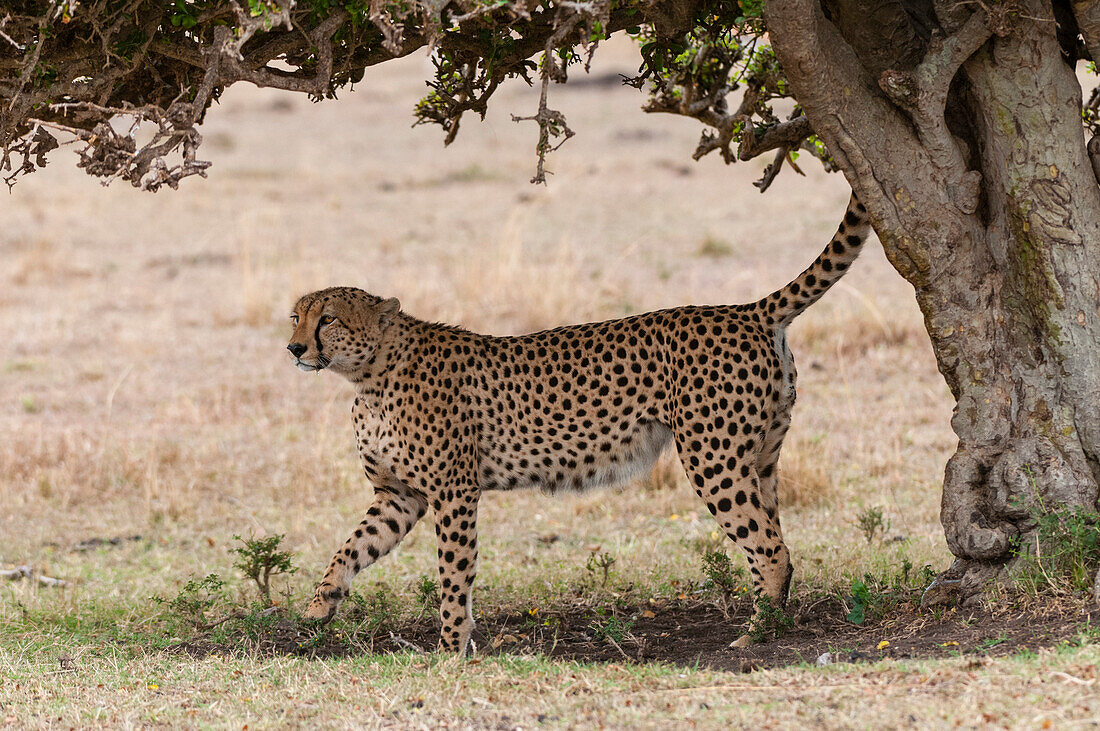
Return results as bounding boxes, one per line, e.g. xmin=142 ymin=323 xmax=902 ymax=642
xmin=4 ymin=36 xmax=1099 ymax=730
xmin=171 ymin=598 xmax=1097 ymax=673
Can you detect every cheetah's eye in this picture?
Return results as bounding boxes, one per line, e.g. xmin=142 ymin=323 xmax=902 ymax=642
xmin=290 ymin=314 xmax=299 ymax=325
xmin=319 ymin=314 xmax=336 ymax=326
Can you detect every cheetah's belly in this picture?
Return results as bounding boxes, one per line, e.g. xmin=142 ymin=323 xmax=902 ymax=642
xmin=478 ymin=419 xmax=674 ymax=494
xmin=353 ymin=402 xmax=410 ymax=490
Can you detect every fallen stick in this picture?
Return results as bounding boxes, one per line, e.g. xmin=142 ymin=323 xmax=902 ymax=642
xmin=604 ymin=634 xmax=633 ymax=663
xmin=195 ymin=611 xmax=246 ymax=630
xmin=1 ymin=565 xmax=68 ymax=587
xmin=1050 ymin=671 xmax=1097 ymax=686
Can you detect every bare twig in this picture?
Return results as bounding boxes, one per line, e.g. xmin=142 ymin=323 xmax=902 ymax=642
xmin=31 ymin=99 xmax=212 ymax=191
xmin=510 ymin=3 xmax=606 ymax=183
xmin=1050 ymin=671 xmax=1098 ymax=686
xmin=195 ymin=610 xmax=246 ymax=630
xmin=603 ymin=633 xmax=632 ymax=662
xmin=753 ymin=146 xmax=791 ymax=192
xmin=388 ymin=631 xmax=425 ymax=653
xmin=0 ymin=14 xmax=25 ymax=51
xmin=510 ymin=70 xmax=575 ymax=184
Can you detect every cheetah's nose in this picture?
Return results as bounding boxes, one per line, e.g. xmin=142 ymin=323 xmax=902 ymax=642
xmin=287 ymin=342 xmax=307 ymax=358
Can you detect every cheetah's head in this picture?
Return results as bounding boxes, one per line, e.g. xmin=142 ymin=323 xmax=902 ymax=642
xmin=287 ymin=287 xmax=401 ymax=377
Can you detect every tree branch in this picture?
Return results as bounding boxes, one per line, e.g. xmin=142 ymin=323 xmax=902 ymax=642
xmin=765 ymin=0 xmax=915 ymax=233
xmin=738 ymin=115 xmax=813 ymax=161
xmin=878 ymin=9 xmax=993 ymax=116
xmin=510 ymin=5 xmax=595 ymax=183
xmin=876 ymin=8 xmax=992 ymax=211
xmin=6 ymin=0 xmax=693 ymax=188
xmin=1072 ymin=0 xmax=1100 ymax=63
xmin=217 ymin=9 xmax=348 ymax=96
xmin=643 ymin=68 xmax=817 ymax=191
xmin=764 ymin=0 xmax=988 ymax=281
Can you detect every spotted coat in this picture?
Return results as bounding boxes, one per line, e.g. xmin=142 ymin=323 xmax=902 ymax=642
xmin=289 ymin=195 xmax=871 ymax=652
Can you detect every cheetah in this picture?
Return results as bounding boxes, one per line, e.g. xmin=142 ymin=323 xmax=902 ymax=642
xmin=289 ymin=194 xmax=870 ymax=652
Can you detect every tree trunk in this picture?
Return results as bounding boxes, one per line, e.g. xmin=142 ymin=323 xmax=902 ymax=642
xmin=766 ymin=0 xmax=1100 ymax=600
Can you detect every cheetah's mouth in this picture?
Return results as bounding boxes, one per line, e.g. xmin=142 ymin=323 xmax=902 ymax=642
xmin=294 ymin=359 xmax=325 ymax=372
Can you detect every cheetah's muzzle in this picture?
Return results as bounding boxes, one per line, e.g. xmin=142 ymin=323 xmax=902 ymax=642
xmin=286 ymin=194 xmax=871 ymax=654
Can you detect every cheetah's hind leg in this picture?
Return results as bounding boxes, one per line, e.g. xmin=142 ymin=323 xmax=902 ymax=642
xmin=674 ymin=434 xmax=792 ymax=646
xmin=432 ymin=486 xmax=480 ymax=654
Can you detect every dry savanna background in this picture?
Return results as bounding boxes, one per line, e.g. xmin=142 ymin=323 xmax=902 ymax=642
xmin=3 ymin=38 xmax=1100 ymax=729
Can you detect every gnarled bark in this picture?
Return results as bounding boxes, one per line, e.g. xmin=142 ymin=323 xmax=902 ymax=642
xmin=766 ymin=0 xmax=1100 ymax=599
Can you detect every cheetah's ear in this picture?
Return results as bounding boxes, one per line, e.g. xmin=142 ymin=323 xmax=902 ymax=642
xmin=377 ymin=297 xmax=401 ymax=328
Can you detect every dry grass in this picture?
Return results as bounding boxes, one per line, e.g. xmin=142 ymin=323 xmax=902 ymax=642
xmin=792 ymin=280 xmax=927 ymax=360
xmin=3 ymin=629 xmax=1100 ymax=728
xmin=0 ymin=36 xmax=1023 ymax=728
xmin=777 ymin=433 xmax=837 ymax=510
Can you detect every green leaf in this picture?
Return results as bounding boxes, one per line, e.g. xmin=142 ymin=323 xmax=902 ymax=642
xmin=846 ymin=580 xmax=870 ymax=625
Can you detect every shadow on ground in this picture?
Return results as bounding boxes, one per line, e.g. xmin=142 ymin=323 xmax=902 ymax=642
xmin=171 ymin=598 xmax=1097 ymax=672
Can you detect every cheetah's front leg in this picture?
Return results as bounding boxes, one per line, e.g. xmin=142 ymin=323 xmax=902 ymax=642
xmin=303 ymin=484 xmax=427 ymax=622
xmin=433 ymin=488 xmax=480 ymax=653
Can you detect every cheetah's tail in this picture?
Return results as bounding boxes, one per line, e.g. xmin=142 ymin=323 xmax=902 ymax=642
xmin=754 ymin=193 xmax=871 ymax=329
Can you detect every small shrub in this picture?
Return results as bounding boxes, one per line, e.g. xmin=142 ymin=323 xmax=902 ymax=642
xmin=585 ymin=551 xmax=617 ymax=587
xmin=911 ymin=562 xmax=937 ymax=589
xmin=414 ymin=575 xmax=439 ymax=616
xmin=230 ymin=533 xmax=298 ymax=606
xmin=589 ymin=609 xmax=634 ymax=643
xmin=697 ymin=236 xmax=734 ymax=258
xmin=855 ymin=506 xmax=890 ymax=543
xmin=1015 ymin=504 xmax=1100 ymax=594
xmin=897 ymin=556 xmax=914 ymax=586
xmin=238 ymin=604 xmax=281 ymax=641
xmin=701 ymin=549 xmax=747 ymax=597
xmin=843 ymin=557 xmax=934 ymax=625
xmin=343 ymin=588 xmax=394 ymax=635
xmin=154 ymin=573 xmax=226 ymax=627
xmin=748 ymin=595 xmax=794 ymax=642
xmin=846 ymin=580 xmax=872 ymax=625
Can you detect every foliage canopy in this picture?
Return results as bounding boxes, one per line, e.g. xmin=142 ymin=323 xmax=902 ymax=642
xmin=0 ymin=0 xmax=837 ymax=189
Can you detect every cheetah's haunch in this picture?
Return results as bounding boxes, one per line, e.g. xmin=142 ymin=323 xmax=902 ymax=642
xmin=289 ymin=195 xmax=871 ymax=652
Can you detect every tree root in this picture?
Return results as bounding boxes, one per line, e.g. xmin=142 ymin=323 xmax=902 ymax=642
xmin=921 ymin=558 xmax=1011 ymax=611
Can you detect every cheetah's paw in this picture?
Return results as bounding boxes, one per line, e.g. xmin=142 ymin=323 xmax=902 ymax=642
xmin=302 ymin=596 xmax=338 ymax=623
